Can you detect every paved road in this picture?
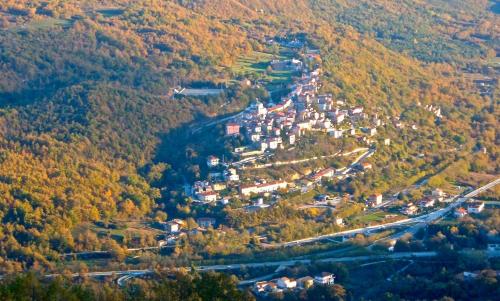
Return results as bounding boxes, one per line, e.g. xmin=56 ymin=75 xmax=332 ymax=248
xmin=191 ymin=110 xmax=245 ymax=134
xmin=42 ymin=249 xmax=500 ymax=287
xmin=270 ymin=178 xmax=500 ymax=248
xmin=62 ymin=245 xmax=168 ymax=258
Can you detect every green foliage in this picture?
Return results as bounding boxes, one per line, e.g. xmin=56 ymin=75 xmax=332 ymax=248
xmin=0 ymin=0 xmax=497 ymax=274
xmin=0 ymin=272 xmax=255 ymax=301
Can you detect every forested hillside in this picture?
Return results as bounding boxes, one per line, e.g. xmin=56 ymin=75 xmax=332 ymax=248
xmin=0 ymin=0 xmax=498 ymax=273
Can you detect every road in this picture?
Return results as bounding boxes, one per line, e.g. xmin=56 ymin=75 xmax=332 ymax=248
xmin=40 ymin=178 xmax=499 ymax=287
xmin=191 ymin=110 xmax=245 ymax=134
xmin=270 ymin=178 xmax=500 ymax=248
xmin=62 ymin=245 xmax=170 ymax=259
xmin=241 ymin=147 xmax=370 ymax=170
xmin=339 ymin=148 xmax=375 ymax=175
xmin=42 ymin=250 xmax=500 ymax=287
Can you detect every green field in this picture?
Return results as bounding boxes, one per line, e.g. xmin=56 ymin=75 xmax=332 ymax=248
xmin=96 ymin=8 xmax=125 ymax=17
xmin=353 ymin=211 xmax=390 ymax=224
xmin=232 ymin=48 xmax=299 ymax=95
xmin=11 ymin=18 xmax=71 ymax=31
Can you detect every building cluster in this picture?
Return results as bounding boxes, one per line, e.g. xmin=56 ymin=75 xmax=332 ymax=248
xmin=226 ymin=59 xmax=377 ymax=157
xmin=366 ymin=193 xmax=383 ymax=207
xmin=187 ymin=53 xmax=382 ymax=204
xmin=454 ymin=200 xmax=485 ymax=218
xmin=160 ymin=217 xmax=218 ymax=243
xmin=399 ymin=188 xmax=447 ymax=215
xmin=423 ymin=104 xmax=442 ymax=118
xmin=187 ymin=158 xmax=241 ymax=203
xmin=253 ymin=272 xmax=335 ymax=297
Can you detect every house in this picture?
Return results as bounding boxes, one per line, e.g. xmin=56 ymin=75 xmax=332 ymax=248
xmin=310 ymin=168 xmax=335 ymax=182
xmin=418 ymin=197 xmax=435 ymax=208
xmin=329 ymin=129 xmax=343 ymax=139
xmin=277 ymin=277 xmax=297 ymax=289
xmin=333 ymin=112 xmax=345 ymax=124
xmin=196 ymin=217 xmax=216 ymax=228
xmin=401 ymin=203 xmax=418 ymax=215
xmin=196 ymin=191 xmax=218 ymax=202
xmin=432 ymin=188 xmax=444 ymax=197
xmin=252 ymin=100 xmax=267 ymax=116
xmin=296 ymin=276 xmax=314 ymax=289
xmin=268 ymin=138 xmax=279 ymax=150
xmin=219 ymin=197 xmax=230 ymax=205
xmin=384 ymin=138 xmax=391 ymax=146
xmin=350 ymin=107 xmax=363 ymax=115
xmin=288 ymin=133 xmax=296 ymax=145
xmin=206 ymin=156 xmax=220 ymax=168
xmin=454 ymin=207 xmax=468 ymax=218
xmin=164 ymin=221 xmax=181 ymax=233
xmin=254 ymin=281 xmax=275 ymax=294
xmin=322 ymin=119 xmax=332 ymax=129
xmin=253 ymin=281 xmax=268 ymax=294
xmin=334 ymin=217 xmax=343 ymax=226
xmin=226 ymin=123 xmax=240 ymax=136
xmin=240 ymin=181 xmax=288 ymax=196
xmin=369 ymin=128 xmax=377 ymax=136
xmin=467 ymin=201 xmax=485 ymax=214
xmin=250 ymin=198 xmax=270 ymax=209
xmin=369 ymin=194 xmax=383 ymax=206
xmin=212 ymin=182 xmax=226 ymax=191
xmin=318 ymin=101 xmax=332 ymax=112
xmin=224 ymin=169 xmax=240 ymax=182
xmin=314 ymin=272 xmax=335 ymax=285
xmin=250 ymin=133 xmax=261 ymax=142
xmin=361 ymin=162 xmax=373 ymax=170
xmin=192 ymin=181 xmax=212 ymax=195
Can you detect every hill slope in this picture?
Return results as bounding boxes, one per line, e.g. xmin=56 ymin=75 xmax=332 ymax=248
xmin=0 ymin=0 xmax=497 ymax=272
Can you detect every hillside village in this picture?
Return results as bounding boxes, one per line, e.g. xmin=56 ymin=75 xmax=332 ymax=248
xmin=185 ymin=52 xmax=386 ymax=208
xmin=157 ymin=42 xmax=488 ymax=253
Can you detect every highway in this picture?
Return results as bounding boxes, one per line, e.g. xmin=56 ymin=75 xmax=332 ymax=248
xmin=270 ymin=178 xmax=500 ymax=248
xmin=42 ymin=250 xmax=500 ymax=287
xmin=10 ymin=178 xmax=495 ymax=288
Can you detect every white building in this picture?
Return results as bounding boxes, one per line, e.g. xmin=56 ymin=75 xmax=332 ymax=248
xmin=250 ymin=133 xmax=261 ymax=142
xmin=432 ymin=188 xmax=444 ymax=197
xmin=277 ymin=277 xmax=297 ymax=289
xmin=206 ymin=156 xmax=220 ymax=168
xmin=165 ymin=221 xmax=181 ymax=233
xmin=369 ymin=194 xmax=383 ymax=206
xmin=467 ymin=201 xmax=485 ymax=214
xmin=268 ymin=139 xmax=279 ymax=150
xmin=196 ymin=191 xmax=217 ymax=202
xmin=314 ymin=272 xmax=335 ymax=285
xmin=329 ymin=129 xmax=343 ymax=139
xmin=240 ymin=181 xmax=288 ymax=196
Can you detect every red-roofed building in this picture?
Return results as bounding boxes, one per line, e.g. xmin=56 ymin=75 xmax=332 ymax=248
xmin=454 ymin=207 xmax=468 ymax=218
xmin=226 ymin=123 xmax=240 ymax=136
xmin=310 ymin=168 xmax=335 ymax=182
